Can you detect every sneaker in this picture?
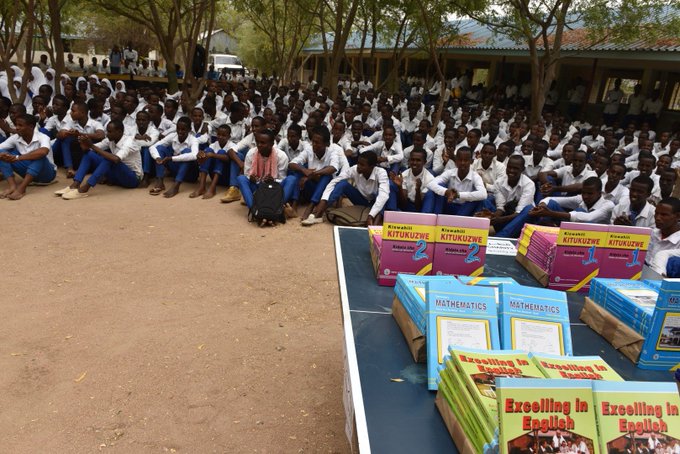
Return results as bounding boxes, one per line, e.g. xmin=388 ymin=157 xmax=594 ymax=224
xmin=62 ymin=189 xmax=89 ymax=200
xmin=301 ymin=214 xmax=323 ymax=226
xmin=220 ymin=186 xmax=241 ymax=203
xmin=54 ymin=186 xmax=73 ymax=196
xmin=283 ymin=203 xmax=296 ymax=219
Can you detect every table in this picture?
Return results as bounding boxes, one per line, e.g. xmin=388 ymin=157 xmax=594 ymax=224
xmin=334 ymin=226 xmax=675 ymax=454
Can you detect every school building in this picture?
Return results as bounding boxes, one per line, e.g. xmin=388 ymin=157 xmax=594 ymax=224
xmin=300 ymin=19 xmax=680 ymax=129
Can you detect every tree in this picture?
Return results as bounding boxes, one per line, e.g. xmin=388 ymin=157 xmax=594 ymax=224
xmin=0 ymin=0 xmax=37 ymax=103
xmin=35 ymin=0 xmax=72 ymax=94
xmin=231 ymin=0 xmax=319 ymax=83
xmin=90 ymin=0 xmax=217 ymax=105
xmin=448 ymin=0 xmax=680 ymax=122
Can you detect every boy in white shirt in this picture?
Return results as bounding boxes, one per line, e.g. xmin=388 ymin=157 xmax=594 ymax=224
xmin=190 ymin=124 xmax=235 ymax=199
xmin=148 ymin=117 xmax=200 ymax=198
xmin=0 ymin=114 xmax=56 ymax=199
xmin=539 ymin=149 xmax=596 ymax=197
xmin=386 ymin=148 xmax=434 ymax=212
xmin=476 ymin=155 xmax=535 ymax=237
xmin=425 ymin=146 xmax=488 ymax=215
xmin=601 ymin=162 xmax=629 ymax=204
xmin=610 ymin=175 xmax=656 ymax=228
xmin=472 ymin=143 xmax=505 ymax=194
xmin=55 ymin=101 xmax=105 ymax=178
xmin=284 ymin=126 xmax=339 ymax=221
xmin=646 ymin=197 xmax=680 ymax=275
xmin=302 ymin=151 xmax=390 ymax=226
xmin=55 ymin=120 xmax=142 ymax=199
xmin=359 ymin=125 xmax=403 ymax=173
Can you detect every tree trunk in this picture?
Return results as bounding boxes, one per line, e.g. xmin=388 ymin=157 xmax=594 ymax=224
xmin=165 ymin=45 xmax=178 ymax=94
xmin=48 ymin=0 xmax=65 ymax=94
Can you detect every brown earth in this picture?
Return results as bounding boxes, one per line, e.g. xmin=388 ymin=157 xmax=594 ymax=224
xmin=0 ymin=180 xmax=349 ymax=453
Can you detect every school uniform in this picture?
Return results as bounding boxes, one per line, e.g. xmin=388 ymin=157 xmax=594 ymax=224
xmin=646 ymin=229 xmax=680 ymax=275
xmin=149 ymin=133 xmax=200 ymax=183
xmin=75 ymin=135 xmax=142 ymax=189
xmin=553 ymin=165 xmax=598 ymax=191
xmin=0 ymin=130 xmax=56 ymax=183
xmin=277 ymin=138 xmax=311 ymax=162
xmin=282 ymin=147 xmax=339 ymax=204
xmin=54 ymin=118 xmax=104 ymax=170
xmin=425 ymin=168 xmax=487 ymax=215
xmin=386 ymin=168 xmax=435 ymax=212
xmin=472 ymin=158 xmax=505 ymax=194
xmin=237 ymin=147 xmax=289 ymax=208
xmin=153 ymin=118 xmax=176 ymax=138
xmin=401 ymin=145 xmax=433 ymax=170
xmin=432 ymin=146 xmax=456 ymax=175
xmin=200 ymin=139 xmax=236 ymax=179
xmin=43 ymin=113 xmax=72 ymax=140
xmin=136 ymin=124 xmax=160 ymax=177
xmin=361 ymin=140 xmax=403 ymax=173
xmin=621 ymin=170 xmax=661 ymax=200
xmin=321 ymin=165 xmax=390 ymax=218
xmin=610 ymin=200 xmax=655 ymax=228
xmin=601 ymin=179 xmax=629 ymax=205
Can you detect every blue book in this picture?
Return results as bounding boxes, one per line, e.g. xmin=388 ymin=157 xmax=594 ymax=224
xmin=394 ymin=274 xmax=459 ymax=334
xmin=425 ymin=279 xmax=500 ymax=390
xmin=456 ymin=276 xmax=519 ymax=305
xmin=499 ymin=284 xmax=573 ymax=355
xmin=639 ymin=278 xmax=680 ymax=370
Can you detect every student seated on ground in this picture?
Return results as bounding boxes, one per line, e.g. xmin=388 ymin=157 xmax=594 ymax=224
xmin=301 ymin=151 xmax=389 ymax=226
xmin=190 ymin=124 xmax=235 ymax=199
xmin=283 ymin=126 xmax=339 ymax=221
xmin=54 ymin=101 xmax=105 ymax=178
xmin=359 ymin=125 xmax=403 ymax=173
xmin=472 ymin=143 xmax=505 ymax=194
xmin=492 ymin=177 xmax=614 ymax=238
xmin=601 ymin=162 xmax=629 ymax=204
xmin=475 ymin=155 xmax=535 ymax=236
xmin=610 ymin=175 xmax=656 ymax=228
xmin=54 ymin=120 xmax=142 ymax=199
xmin=539 ymin=149 xmax=596 ymax=197
xmin=386 ymin=147 xmax=434 ymax=212
xmin=220 ymin=116 xmax=265 ymax=204
xmin=236 ymin=128 xmax=289 ymax=223
xmin=621 ymin=152 xmax=660 ymax=200
xmin=0 ymin=114 xmax=56 ymax=200
xmin=646 ymin=197 xmax=680 ymax=276
xmin=425 ymin=146 xmax=487 ymax=215
xmin=148 ymin=116 xmax=199 ymax=198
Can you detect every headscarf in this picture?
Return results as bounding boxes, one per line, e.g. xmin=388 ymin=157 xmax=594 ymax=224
xmin=59 ymin=73 xmax=71 ymax=94
xmin=45 ymin=68 xmax=56 ymax=90
xmin=101 ymin=78 xmax=114 ymax=94
xmin=13 ymin=76 xmax=32 ymax=108
xmin=76 ymin=76 xmax=90 ymax=95
xmin=115 ymin=80 xmax=126 ymax=95
xmin=10 ymin=65 xmax=22 ymax=79
xmin=29 ymin=67 xmax=47 ymax=95
xmin=0 ymin=78 xmax=10 ymax=99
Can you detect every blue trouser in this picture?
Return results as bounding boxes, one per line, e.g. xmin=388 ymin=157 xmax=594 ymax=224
xmin=199 ymin=148 xmax=227 ymax=176
xmin=326 ymin=180 xmax=383 ymax=216
xmin=141 ymin=146 xmax=154 ymax=175
xmin=495 ymin=200 xmax=586 ymax=238
xmin=0 ymin=149 xmax=56 ymax=183
xmin=229 ymin=149 xmax=247 ymax=187
xmin=380 ymin=163 xmax=400 ymax=174
xmin=386 ymin=181 xmax=435 ymax=212
xmin=281 ymin=172 xmax=332 ymax=204
xmin=52 ymin=136 xmax=75 ymax=169
xmin=74 ymin=150 xmax=139 ymax=188
xmin=535 ymin=176 xmax=556 ymax=203
xmin=422 ymin=191 xmax=482 ymax=215
xmin=154 ymin=145 xmax=199 ymax=183
xmin=236 ymin=175 xmax=259 ymax=208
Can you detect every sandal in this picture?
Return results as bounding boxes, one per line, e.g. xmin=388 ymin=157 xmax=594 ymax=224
xmin=149 ymin=187 xmax=164 ymax=196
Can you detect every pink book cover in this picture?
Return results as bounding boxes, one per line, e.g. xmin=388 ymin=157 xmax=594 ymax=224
xmin=376 ymin=212 xmax=437 ymax=286
xmin=549 ymin=222 xmax=609 ymax=292
xmin=432 ymin=214 xmax=490 ymax=277
xmin=597 ymin=225 xmax=652 ymax=280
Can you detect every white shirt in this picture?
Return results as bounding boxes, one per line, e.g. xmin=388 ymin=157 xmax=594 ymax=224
xmin=472 ymin=158 xmax=506 ymax=193
xmin=277 ymin=138 xmax=311 ymax=161
xmin=602 ymin=180 xmax=629 ymax=205
xmin=361 ymin=140 xmax=404 ymax=168
xmin=399 ymin=168 xmax=434 ymax=203
xmin=642 ymin=98 xmax=663 ymax=116
xmin=208 ymin=139 xmax=236 ymax=154
xmin=603 ymin=89 xmax=624 ymax=115
xmin=610 ymin=200 xmax=655 ymax=228
xmin=243 ymin=147 xmax=289 ymax=182
xmin=95 ymin=135 xmax=142 ymax=178
xmin=0 ymin=130 xmax=55 ymax=169
xmin=322 ymin=165 xmax=390 ymax=218
xmin=646 ymin=228 xmax=680 ymax=275
xmin=402 ymin=145 xmax=433 ymax=169
xmin=149 ymin=133 xmax=199 ymax=162
xmin=133 ymin=124 xmax=159 ymax=148
xmin=153 ymin=118 xmax=176 ymax=137
xmin=542 ymin=195 xmax=614 ymax=223
xmin=291 ymin=147 xmax=340 ymax=172
xmin=554 ymin=165 xmax=598 ymax=187
xmin=329 ymin=143 xmax=350 ymax=176
xmin=65 ymin=118 xmax=104 ymax=135
xmin=427 ymin=168 xmax=487 ymax=202
xmin=524 ymin=155 xmax=554 ymax=178
xmin=493 ymin=174 xmax=535 ymax=213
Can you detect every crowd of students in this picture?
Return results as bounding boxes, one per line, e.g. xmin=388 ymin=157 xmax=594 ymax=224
xmin=0 ymin=61 xmax=679 ymax=274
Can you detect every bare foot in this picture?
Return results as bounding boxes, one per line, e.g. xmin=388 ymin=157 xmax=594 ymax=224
xmin=149 ymin=186 xmax=165 ymax=196
xmin=163 ymin=185 xmax=180 ymax=198
xmin=66 ymin=169 xmax=75 ymax=179
xmin=8 ymin=190 xmax=25 ymax=200
xmin=138 ymin=176 xmax=151 ymax=188
xmin=189 ymin=187 xmax=205 ymax=198
xmin=202 ymin=190 xmax=216 ymax=199
xmin=0 ymin=188 xmax=14 ymax=199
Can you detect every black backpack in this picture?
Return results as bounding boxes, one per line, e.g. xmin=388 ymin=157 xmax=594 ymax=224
xmin=248 ymin=181 xmax=286 ymax=224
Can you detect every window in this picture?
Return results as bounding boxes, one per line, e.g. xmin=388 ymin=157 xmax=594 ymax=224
xmin=472 ymin=68 xmax=489 ymax=87
xmin=601 ymin=78 xmax=641 ymax=104
xmin=669 ymin=82 xmax=680 ymax=111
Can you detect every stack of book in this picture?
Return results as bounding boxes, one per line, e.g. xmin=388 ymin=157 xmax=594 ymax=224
xmin=588 ymin=278 xmax=659 ymax=336
xmin=517 ymin=224 xmax=559 ymax=273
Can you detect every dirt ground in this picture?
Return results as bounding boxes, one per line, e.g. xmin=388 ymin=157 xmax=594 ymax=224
xmin=0 ymin=180 xmax=350 ymax=453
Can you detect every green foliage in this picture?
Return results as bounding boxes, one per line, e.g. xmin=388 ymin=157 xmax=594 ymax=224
xmin=236 ymin=22 xmax=276 ymax=72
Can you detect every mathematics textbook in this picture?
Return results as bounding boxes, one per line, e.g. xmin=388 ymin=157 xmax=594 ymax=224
xmin=496 ymin=378 xmax=600 ymax=454
xmin=592 ymin=380 xmax=680 ymax=453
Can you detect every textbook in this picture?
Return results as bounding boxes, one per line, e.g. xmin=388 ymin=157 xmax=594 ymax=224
xmin=639 ymin=278 xmax=680 ymax=370
xmin=498 ymin=284 xmax=573 ymax=355
xmin=393 ymin=274 xmax=459 ymax=335
xmin=597 ymin=225 xmax=652 ymax=281
xmin=588 ymin=278 xmax=658 ymax=336
xmin=496 ymin=378 xmax=601 ymax=454
xmin=425 ymin=280 xmax=500 ymax=390
xmin=449 ymin=347 xmax=546 ymax=433
xmin=592 ymin=380 xmax=680 ymax=452
xmin=549 ymin=222 xmax=609 ymax=293
xmin=529 ymin=353 xmax=624 ymax=381
xmin=432 ymin=214 xmax=490 ymax=277
xmin=457 ymin=276 xmax=519 ymax=305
